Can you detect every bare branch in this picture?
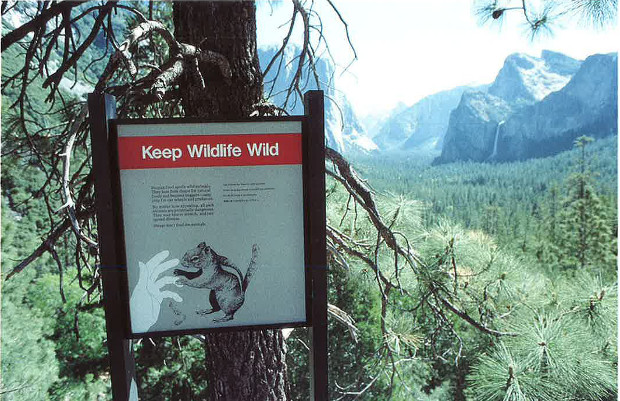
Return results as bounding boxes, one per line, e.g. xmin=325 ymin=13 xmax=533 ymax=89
xmin=151 ymin=57 xmax=185 ymax=100
xmin=328 ymin=303 xmax=359 ymax=342
xmin=433 ymin=289 xmax=518 ymax=337
xmin=5 ymin=209 xmax=94 ymax=280
xmin=326 ymin=0 xmax=358 ymax=69
xmin=43 ymin=3 xmax=115 ymax=98
xmin=57 ymin=104 xmax=98 ymax=248
xmin=1 ymin=1 xmax=81 ymax=51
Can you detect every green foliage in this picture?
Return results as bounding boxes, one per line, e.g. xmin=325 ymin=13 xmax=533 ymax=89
xmin=1 ymin=270 xmax=59 ymax=401
xmin=469 ymin=307 xmax=616 ymax=400
xmin=554 ymin=136 xmax=617 ymax=275
xmin=320 ymin=137 xmax=618 ymax=400
xmin=31 ymin=275 xmax=110 ymax=401
xmin=2 ymin=196 xmax=110 ymax=400
xmin=327 ymin=263 xmax=387 ymax=399
xmin=352 ymin=135 xmax=617 ymax=261
xmin=468 ymin=343 xmax=558 ymax=401
xmin=1 ymin=200 xmax=59 ymax=400
xmin=562 ymin=272 xmax=618 ymax=354
xmin=3 ymin=118 xmax=616 ymax=400
xmin=4 ymin=269 xmax=111 ymax=401
xmin=134 ymin=337 xmax=209 ymax=400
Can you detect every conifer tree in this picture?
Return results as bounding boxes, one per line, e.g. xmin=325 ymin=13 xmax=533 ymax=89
xmin=556 ymin=136 xmax=615 ymax=274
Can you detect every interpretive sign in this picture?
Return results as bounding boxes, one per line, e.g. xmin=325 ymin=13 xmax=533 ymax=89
xmin=111 ymin=119 xmax=309 ymax=336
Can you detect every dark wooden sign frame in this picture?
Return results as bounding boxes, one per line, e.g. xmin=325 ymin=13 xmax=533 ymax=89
xmin=88 ymin=91 xmax=327 ymax=400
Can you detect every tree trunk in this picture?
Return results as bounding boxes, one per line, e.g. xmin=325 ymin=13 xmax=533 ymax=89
xmin=172 ymin=2 xmax=289 ymax=400
xmin=173 ymin=1 xmax=262 ymax=119
xmin=202 ymin=331 xmax=289 ymax=400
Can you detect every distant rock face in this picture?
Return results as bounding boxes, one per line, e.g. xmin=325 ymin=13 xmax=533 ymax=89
xmin=435 ymin=51 xmax=617 ymax=164
xmin=258 ymin=47 xmax=376 ymax=154
xmin=374 ymin=51 xmax=587 ymax=157
xmin=434 ymin=92 xmax=513 ymax=163
xmin=374 ymin=86 xmax=477 ymax=152
xmin=495 ymin=53 xmax=618 ymax=161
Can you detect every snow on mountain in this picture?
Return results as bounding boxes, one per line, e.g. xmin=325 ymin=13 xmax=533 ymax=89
xmin=487 ymin=51 xmax=581 ymax=106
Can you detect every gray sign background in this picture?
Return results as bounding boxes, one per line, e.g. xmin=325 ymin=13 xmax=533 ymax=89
xmin=117 ymin=122 xmax=306 ymax=334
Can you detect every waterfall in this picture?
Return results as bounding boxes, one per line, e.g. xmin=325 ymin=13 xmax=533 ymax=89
xmin=488 ymin=120 xmax=505 ymax=160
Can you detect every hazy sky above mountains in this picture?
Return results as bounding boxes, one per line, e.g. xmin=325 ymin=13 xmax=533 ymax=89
xmin=257 ymin=1 xmax=618 ymax=117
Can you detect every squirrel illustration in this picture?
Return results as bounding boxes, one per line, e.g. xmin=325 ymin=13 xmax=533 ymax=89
xmin=173 ymin=242 xmax=259 ymax=322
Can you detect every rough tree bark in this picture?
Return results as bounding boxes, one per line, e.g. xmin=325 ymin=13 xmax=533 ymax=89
xmin=172 ymin=2 xmax=289 ymax=400
xmin=173 ymin=1 xmax=262 ymax=119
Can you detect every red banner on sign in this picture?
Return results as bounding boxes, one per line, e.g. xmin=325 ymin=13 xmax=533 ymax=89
xmin=118 ymin=134 xmax=302 ymax=170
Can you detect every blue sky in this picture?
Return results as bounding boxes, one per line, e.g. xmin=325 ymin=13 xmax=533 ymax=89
xmin=257 ymin=1 xmax=618 ymax=117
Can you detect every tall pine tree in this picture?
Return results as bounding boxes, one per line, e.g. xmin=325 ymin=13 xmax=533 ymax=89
xmin=556 ymin=136 xmax=615 ymax=274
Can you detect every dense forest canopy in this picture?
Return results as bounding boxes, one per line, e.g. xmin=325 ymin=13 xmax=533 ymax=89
xmin=1 ymin=1 xmax=617 ymax=400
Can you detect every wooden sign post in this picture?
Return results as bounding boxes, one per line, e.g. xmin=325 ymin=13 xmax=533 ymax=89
xmin=88 ymin=93 xmax=137 ymax=400
xmin=305 ymin=91 xmax=328 ymax=401
xmin=89 ymin=90 xmax=327 ymax=400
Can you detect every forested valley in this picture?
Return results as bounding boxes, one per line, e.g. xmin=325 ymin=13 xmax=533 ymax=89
xmin=1 ymin=1 xmax=617 ymax=401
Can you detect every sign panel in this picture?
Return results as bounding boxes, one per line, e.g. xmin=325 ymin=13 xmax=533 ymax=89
xmin=113 ymin=120 xmax=308 ymax=336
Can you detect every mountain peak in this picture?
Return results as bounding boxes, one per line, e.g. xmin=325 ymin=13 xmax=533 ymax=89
xmin=505 ymin=52 xmax=537 ymax=67
xmin=489 ymin=51 xmax=581 ymax=105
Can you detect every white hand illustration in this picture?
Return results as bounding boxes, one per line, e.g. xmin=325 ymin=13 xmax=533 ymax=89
xmin=130 ymin=250 xmax=183 ymax=333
